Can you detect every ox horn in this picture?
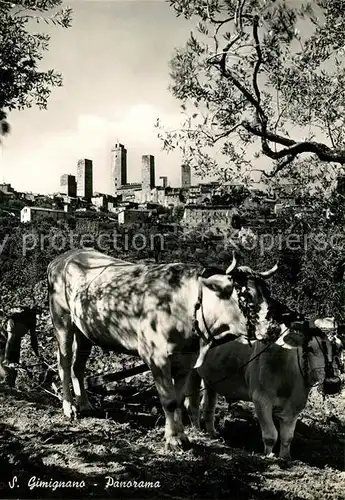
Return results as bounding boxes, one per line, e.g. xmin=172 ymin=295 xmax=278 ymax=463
xmin=259 ymin=262 xmax=278 ymax=278
xmin=226 ymin=252 xmax=237 ymax=274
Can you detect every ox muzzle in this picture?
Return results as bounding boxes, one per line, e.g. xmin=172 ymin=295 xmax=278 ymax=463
xmin=322 ymin=334 xmax=344 ymax=395
xmin=322 ymin=361 xmax=342 ymax=395
xmin=322 ymin=341 xmax=342 ymax=395
xmin=322 ymin=375 xmax=342 ymax=396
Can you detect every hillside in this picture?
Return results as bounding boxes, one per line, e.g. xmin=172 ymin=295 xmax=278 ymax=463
xmin=0 ymin=309 xmax=344 ymax=499
xmin=0 ymin=214 xmax=344 ymax=499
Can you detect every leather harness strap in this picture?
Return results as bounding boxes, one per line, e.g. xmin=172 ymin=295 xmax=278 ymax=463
xmin=193 ymin=276 xmax=211 ymax=344
xmin=192 ymin=273 xmax=238 ymax=347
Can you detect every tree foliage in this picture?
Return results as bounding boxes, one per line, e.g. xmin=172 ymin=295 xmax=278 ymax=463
xmin=212 ymin=183 xmax=250 ymax=205
xmin=0 ymin=0 xmax=72 ymax=136
xmin=158 ymin=0 xmax=345 ymax=183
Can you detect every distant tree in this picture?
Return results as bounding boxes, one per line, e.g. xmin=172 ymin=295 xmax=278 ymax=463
xmin=170 ymin=205 xmax=185 ymax=222
xmin=158 ymin=1 xmax=345 ymax=184
xmin=212 ymin=184 xmax=250 ymax=205
xmin=0 ymin=0 xmax=72 ymax=137
xmin=52 ymin=196 xmax=64 ymax=210
xmin=7 ymin=199 xmax=26 ymax=210
xmin=230 ymin=184 xmax=250 ymax=204
xmin=34 ymin=197 xmax=53 ymax=209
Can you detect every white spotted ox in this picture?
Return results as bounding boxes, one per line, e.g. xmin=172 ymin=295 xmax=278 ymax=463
xmin=185 ymin=267 xmax=344 ymax=459
xmin=47 ymin=248 xmax=281 ymax=450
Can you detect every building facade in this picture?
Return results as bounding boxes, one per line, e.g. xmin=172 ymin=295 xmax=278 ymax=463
xmin=162 ymin=187 xmax=185 ymax=207
xmin=111 ymin=143 xmax=127 ymax=196
xmin=60 ymin=174 xmax=77 ymax=197
xmin=159 ymin=176 xmax=168 ymax=188
xmin=118 ymin=208 xmax=154 ymax=225
xmin=0 ymin=183 xmax=15 ymax=201
xmin=91 ymin=193 xmax=108 ymax=210
xmin=182 ymin=206 xmax=237 ymax=229
xmin=181 ymin=164 xmax=191 ymax=189
xmin=141 ymin=155 xmax=155 ymax=200
xmin=150 ymin=187 xmax=166 ymax=205
xmin=77 ymin=159 xmax=93 ymax=199
xmin=0 ymin=183 xmax=14 ymax=194
xmin=18 ymin=192 xmax=36 ymax=203
xmin=20 ymin=206 xmax=66 ymax=224
xmin=117 ymin=183 xmax=142 ymax=203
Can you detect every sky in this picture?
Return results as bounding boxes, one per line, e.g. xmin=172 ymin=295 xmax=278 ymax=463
xmin=1 ymin=0 xmax=334 ymax=196
xmin=1 ymin=0 xmax=195 ymax=195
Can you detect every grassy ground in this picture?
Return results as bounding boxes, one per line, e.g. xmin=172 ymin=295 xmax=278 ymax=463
xmin=0 ymin=312 xmax=344 ymax=500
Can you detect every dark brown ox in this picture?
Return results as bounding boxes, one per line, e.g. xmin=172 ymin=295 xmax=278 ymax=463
xmin=0 ymin=306 xmax=39 ymax=386
xmin=47 ymin=249 xmax=279 ymax=450
xmin=185 ymin=266 xmax=343 ymax=459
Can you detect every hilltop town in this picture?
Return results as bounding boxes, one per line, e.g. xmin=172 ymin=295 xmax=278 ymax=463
xmin=0 ymin=141 xmax=341 ymax=233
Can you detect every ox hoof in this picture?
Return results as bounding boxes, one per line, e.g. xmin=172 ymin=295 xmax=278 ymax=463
xmin=263 ymin=452 xmax=275 ymax=459
xmin=165 ymin=433 xmax=190 ymax=452
xmin=63 ymin=401 xmax=78 ymax=420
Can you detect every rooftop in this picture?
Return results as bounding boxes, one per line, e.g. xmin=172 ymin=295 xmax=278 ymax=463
xmin=21 ymin=206 xmax=65 ymax=213
xmin=118 ymin=183 xmax=142 ymax=190
xmin=185 ymin=204 xmax=235 ymax=210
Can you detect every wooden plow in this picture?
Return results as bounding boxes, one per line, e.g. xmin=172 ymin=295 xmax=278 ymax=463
xmin=85 ymin=362 xmax=150 ymax=394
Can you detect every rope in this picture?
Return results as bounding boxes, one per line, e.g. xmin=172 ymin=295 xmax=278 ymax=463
xmin=183 ymin=328 xmax=289 ymax=398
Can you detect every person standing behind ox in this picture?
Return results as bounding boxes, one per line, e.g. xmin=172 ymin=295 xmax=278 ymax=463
xmin=0 ymin=307 xmax=39 ymax=387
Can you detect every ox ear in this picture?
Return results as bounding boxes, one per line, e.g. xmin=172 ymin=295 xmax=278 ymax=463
xmin=201 ymin=275 xmax=234 ymax=298
xmin=283 ymin=330 xmax=304 ymax=347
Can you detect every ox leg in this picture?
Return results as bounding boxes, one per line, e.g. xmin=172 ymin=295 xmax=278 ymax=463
xmin=149 ymin=360 xmax=190 ymax=450
xmin=201 ymin=383 xmax=219 ymax=438
xmin=172 ymin=364 xmax=193 ymax=437
xmin=71 ymin=330 xmax=93 ymax=414
xmin=51 ymin=305 xmax=76 ymax=420
xmin=4 ymin=329 xmax=22 ymax=387
xmin=278 ymin=416 xmax=298 ymax=460
xmin=0 ymin=343 xmax=10 ymax=383
xmin=0 ymin=352 xmax=6 ymax=379
xmin=254 ymin=396 xmax=278 ymax=457
xmin=138 ymin=321 xmax=189 ymax=450
xmin=184 ymin=369 xmax=202 ymax=430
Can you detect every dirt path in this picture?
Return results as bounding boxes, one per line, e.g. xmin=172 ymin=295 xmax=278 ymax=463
xmin=0 ymin=380 xmax=344 ymax=500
